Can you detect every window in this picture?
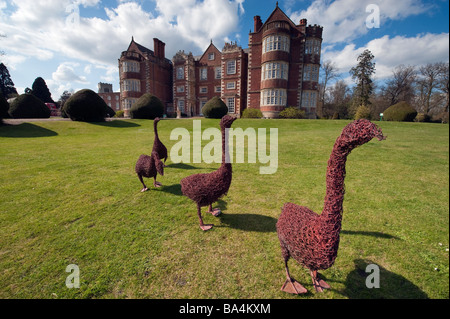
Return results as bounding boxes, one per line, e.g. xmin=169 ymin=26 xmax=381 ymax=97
xmin=262 ymin=35 xmax=290 ymax=53
xmin=226 ymin=82 xmax=236 ymax=89
xmin=107 ymin=96 xmax=111 ymax=100
xmin=200 ymin=100 xmax=207 ymax=110
xmin=115 ymin=95 xmax=119 ymax=100
xmin=177 ymin=100 xmax=185 ymax=113
xmin=227 ymin=60 xmax=236 ymax=75
xmin=123 ymin=79 xmax=140 ymax=92
xmin=200 ymin=87 xmax=208 ymax=94
xmin=215 ymin=86 xmax=221 ymax=93
xmin=123 ymin=61 xmax=140 ymax=73
xmin=200 ymin=68 xmax=207 ymax=80
xmin=227 ymin=98 xmax=235 ymax=113
xmin=262 ymin=62 xmax=288 ymax=80
xmin=116 ymin=102 xmax=120 ymax=110
xmin=177 ymin=67 xmax=184 ymax=79
xmin=215 ymin=67 xmax=221 ymax=79
xmin=301 ymin=91 xmax=317 ymax=108
xmin=123 ymin=98 xmax=137 ymax=110
xmin=305 ymin=39 xmax=321 ymax=55
xmin=208 ymin=53 xmax=215 ymax=60
xmin=177 ymin=86 xmax=185 ymax=93
xmin=260 ymin=89 xmax=287 ymax=106
xmin=303 ymin=64 xmax=319 ymax=82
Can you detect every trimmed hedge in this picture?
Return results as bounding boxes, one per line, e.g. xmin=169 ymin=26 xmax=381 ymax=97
xmin=130 ymin=93 xmax=164 ymax=119
xmin=8 ymin=93 xmax=51 ymax=119
xmin=201 ymin=96 xmax=228 ymax=119
xmin=63 ymin=89 xmax=109 ymax=122
xmin=0 ymin=93 xmax=9 ymax=122
xmin=383 ymin=101 xmax=417 ymax=122
xmin=242 ymin=108 xmax=263 ymax=118
xmin=279 ymin=107 xmax=305 ymax=119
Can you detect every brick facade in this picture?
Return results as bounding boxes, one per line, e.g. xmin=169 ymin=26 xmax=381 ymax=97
xmin=98 ymin=82 xmax=121 ymax=111
xmin=118 ymin=37 xmax=173 ymax=117
xmin=118 ymin=4 xmax=322 ymax=119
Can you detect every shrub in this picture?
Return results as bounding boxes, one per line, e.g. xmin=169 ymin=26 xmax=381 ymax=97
xmin=383 ymin=101 xmax=417 ymax=122
xmin=355 ymin=104 xmax=371 ymax=120
xmin=202 ymin=96 xmax=228 ymax=119
xmin=414 ymin=113 xmax=431 ymax=122
xmin=0 ymin=93 xmax=9 ymax=122
xmin=241 ymin=108 xmax=263 ymax=118
xmin=114 ymin=110 xmax=124 ymax=118
xmin=105 ymin=105 xmax=116 ymax=118
xmin=8 ymin=93 xmax=51 ymax=119
xmin=279 ymin=107 xmax=305 ymax=119
xmin=130 ymin=93 xmax=164 ymax=119
xmin=63 ymin=89 xmax=109 ymax=122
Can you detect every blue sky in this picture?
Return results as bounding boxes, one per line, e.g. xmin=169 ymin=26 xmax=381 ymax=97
xmin=1 ymin=0 xmax=448 ymax=100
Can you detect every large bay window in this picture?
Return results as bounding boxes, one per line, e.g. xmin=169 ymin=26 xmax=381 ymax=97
xmin=262 ymin=35 xmax=290 ymax=53
xmin=261 ymin=89 xmax=287 ymax=106
xmin=262 ymin=62 xmax=289 ymax=80
xmin=122 ymin=61 xmax=140 ymax=73
xmin=122 ymin=79 xmax=140 ymax=92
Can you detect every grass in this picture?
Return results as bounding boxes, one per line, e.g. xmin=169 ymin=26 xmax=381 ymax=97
xmin=0 ymin=118 xmax=448 ymax=299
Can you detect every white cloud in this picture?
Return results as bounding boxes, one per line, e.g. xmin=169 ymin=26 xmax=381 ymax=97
xmin=1 ymin=0 xmax=245 ymax=71
xmin=52 ymin=62 xmax=88 ymax=83
xmin=289 ymin=0 xmax=430 ymax=44
xmin=323 ymin=32 xmax=450 ymax=81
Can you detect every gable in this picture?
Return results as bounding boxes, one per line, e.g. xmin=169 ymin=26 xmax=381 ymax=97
xmin=261 ymin=5 xmax=298 ymax=31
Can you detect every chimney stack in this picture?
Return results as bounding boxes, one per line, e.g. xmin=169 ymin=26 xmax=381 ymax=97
xmin=299 ymin=19 xmax=307 ymax=26
xmin=254 ymin=15 xmax=262 ymax=32
xmin=153 ymin=38 xmax=166 ymax=59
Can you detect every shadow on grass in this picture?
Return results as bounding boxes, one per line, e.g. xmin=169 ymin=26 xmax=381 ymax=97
xmin=219 ymin=213 xmax=277 ymax=232
xmin=166 ymin=163 xmax=204 ymax=170
xmin=341 ymin=230 xmax=400 ymax=240
xmin=0 ymin=122 xmax=58 ymax=138
xmin=159 ymin=183 xmax=183 ymax=196
xmin=341 ymin=259 xmax=429 ymax=299
xmin=89 ymin=119 xmax=141 ymax=128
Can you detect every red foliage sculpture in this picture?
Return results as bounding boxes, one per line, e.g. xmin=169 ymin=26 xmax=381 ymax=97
xmin=135 ymin=151 xmax=164 ymax=192
xmin=152 ymin=117 xmax=168 ymax=166
xmin=180 ymin=115 xmax=236 ymax=231
xmin=276 ymin=119 xmax=386 ymax=294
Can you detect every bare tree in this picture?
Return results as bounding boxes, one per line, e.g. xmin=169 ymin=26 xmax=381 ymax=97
xmin=324 ymin=80 xmax=351 ymax=119
xmin=417 ymin=62 xmax=447 ymax=114
xmin=318 ymin=60 xmax=340 ymax=117
xmin=382 ymin=65 xmax=416 ymax=106
xmin=437 ymin=62 xmax=449 ymax=114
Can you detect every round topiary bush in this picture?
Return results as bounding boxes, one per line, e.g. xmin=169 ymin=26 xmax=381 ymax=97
xmin=279 ymin=106 xmax=305 ymax=119
xmin=63 ymin=89 xmax=109 ymax=122
xmin=242 ymin=108 xmax=263 ymax=118
xmin=129 ymin=93 xmax=164 ymax=119
xmin=201 ymin=96 xmax=228 ymax=119
xmin=355 ymin=104 xmax=371 ymax=120
xmin=8 ymin=93 xmax=51 ymax=119
xmin=383 ymin=101 xmax=417 ymax=122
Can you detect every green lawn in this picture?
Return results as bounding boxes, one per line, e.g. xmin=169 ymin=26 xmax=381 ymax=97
xmin=0 ymin=118 xmax=448 ymax=299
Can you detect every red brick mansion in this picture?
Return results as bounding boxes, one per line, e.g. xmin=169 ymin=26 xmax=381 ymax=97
xmin=118 ymin=4 xmax=322 ymax=118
